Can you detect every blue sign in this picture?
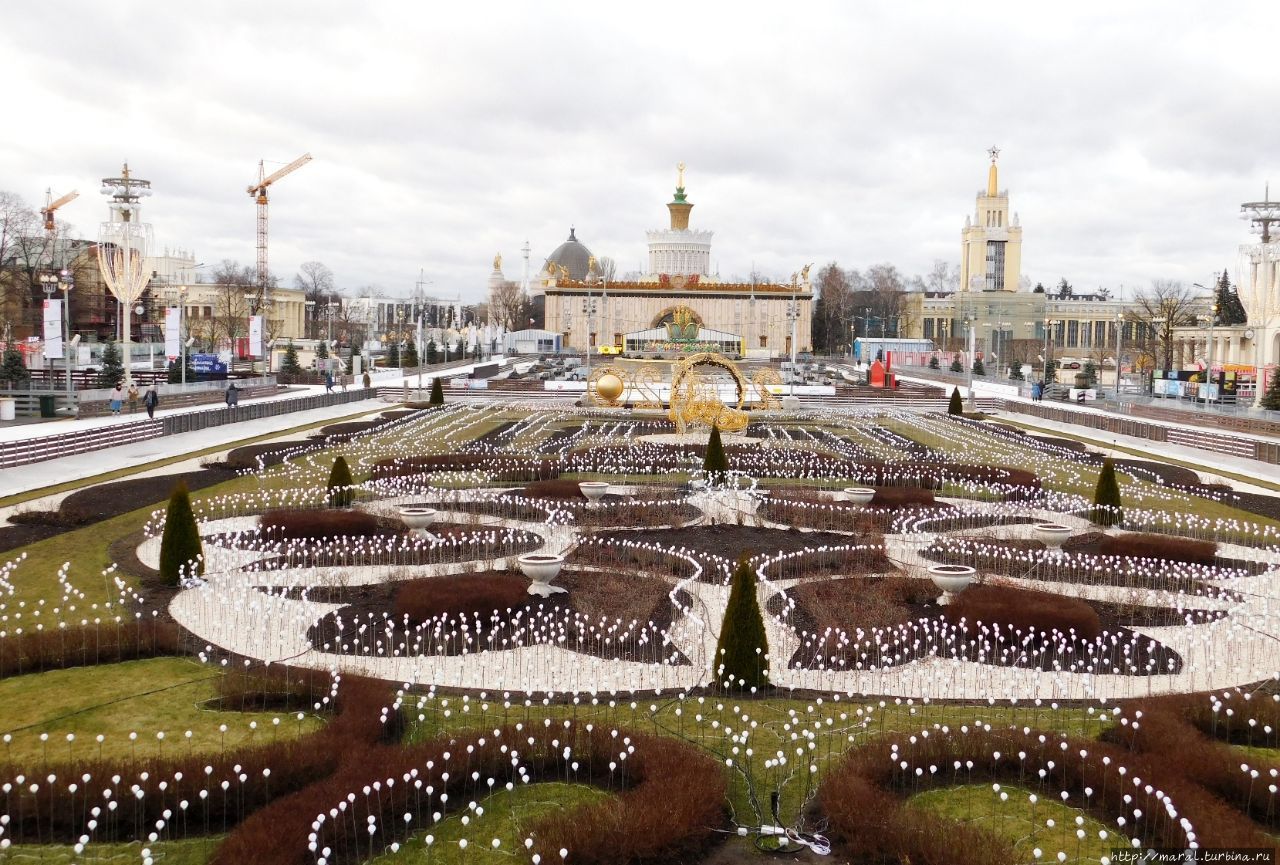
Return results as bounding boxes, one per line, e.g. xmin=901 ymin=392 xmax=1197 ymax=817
xmin=191 ymin=354 xmax=228 ymax=375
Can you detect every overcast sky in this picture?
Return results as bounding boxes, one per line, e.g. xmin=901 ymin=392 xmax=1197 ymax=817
xmin=2 ymin=1 xmax=1274 ymax=302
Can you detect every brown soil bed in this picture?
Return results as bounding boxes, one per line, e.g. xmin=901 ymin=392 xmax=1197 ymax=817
xmin=773 ymin=577 xmax=1184 ymax=675
xmin=600 ymin=525 xmax=864 ymax=568
xmin=216 ymin=523 xmax=542 ymax=569
xmin=299 ymin=568 xmax=691 ymax=664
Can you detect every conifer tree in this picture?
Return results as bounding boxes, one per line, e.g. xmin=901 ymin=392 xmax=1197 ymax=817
xmin=429 ymin=376 xmax=444 ymax=405
xmin=715 ymin=555 xmax=770 ymax=692
xmin=315 ymin=340 xmax=329 ymax=360
xmin=947 ymin=386 xmax=963 ymax=415
xmin=402 ymin=339 xmax=418 ymax=368
xmin=386 ymin=341 xmax=400 ymax=368
xmin=280 ymin=341 xmax=303 ymax=375
xmin=159 ymin=481 xmax=203 ymax=586
xmin=1261 ymin=371 xmax=1280 ymax=411
xmin=97 ymin=339 xmax=124 ymax=387
xmin=0 ymin=344 xmax=30 ymax=386
xmin=703 ymin=423 xmax=728 ymax=484
xmin=1091 ymin=457 xmax=1123 ymax=526
xmin=328 ymin=456 xmax=354 ymax=507
xmin=426 ymin=339 xmax=438 ymax=364
xmin=972 ymin=356 xmax=986 ymax=376
xmin=928 ymin=355 xmax=940 ymax=370
xmin=949 ymin=356 xmax=963 ymax=373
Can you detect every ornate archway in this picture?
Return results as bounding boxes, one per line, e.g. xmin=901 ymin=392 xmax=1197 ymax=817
xmin=668 ymin=352 xmax=750 ymax=434
xmin=650 ymin=305 xmax=704 ymax=330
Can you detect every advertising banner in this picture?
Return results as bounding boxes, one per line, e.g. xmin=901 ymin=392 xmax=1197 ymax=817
xmin=191 ymin=354 xmax=228 ymax=375
xmin=248 ymin=315 xmax=264 ymax=357
xmin=42 ymin=299 xmax=62 ymax=359
xmin=164 ymin=307 xmax=181 ymax=360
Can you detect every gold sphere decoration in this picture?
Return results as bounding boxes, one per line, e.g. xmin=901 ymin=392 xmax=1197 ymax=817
xmin=596 ymin=372 xmax=624 ymax=402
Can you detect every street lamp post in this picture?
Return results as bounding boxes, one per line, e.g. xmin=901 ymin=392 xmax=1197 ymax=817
xmin=60 ymin=269 xmax=73 ymax=400
xmin=1114 ymin=313 xmax=1124 ymax=394
xmin=1043 ymin=318 xmax=1060 ymax=385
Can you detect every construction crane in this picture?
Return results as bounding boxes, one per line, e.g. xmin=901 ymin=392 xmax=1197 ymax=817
xmin=246 ymin=153 xmax=312 ymax=296
xmin=41 ymin=188 xmax=78 ymax=270
xmin=41 ymin=188 xmax=78 ymax=233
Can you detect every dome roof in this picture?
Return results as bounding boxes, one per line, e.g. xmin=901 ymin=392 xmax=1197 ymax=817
xmin=544 ymin=227 xmax=593 ymax=281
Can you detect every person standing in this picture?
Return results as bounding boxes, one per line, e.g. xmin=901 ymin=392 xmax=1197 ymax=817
xmin=325 ymin=371 xmax=334 ymax=393
xmin=225 ymin=382 xmax=239 ymax=407
xmin=108 ymin=383 xmax=124 ymax=415
xmin=142 ymin=384 xmax=159 ymax=419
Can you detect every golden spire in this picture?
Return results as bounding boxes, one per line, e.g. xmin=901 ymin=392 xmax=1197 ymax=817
xmin=986 ymin=146 xmax=1000 ymax=197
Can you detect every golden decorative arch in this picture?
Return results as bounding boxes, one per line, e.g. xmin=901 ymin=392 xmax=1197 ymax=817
xmin=650 ymin=305 xmax=704 ymax=330
xmin=668 ymin=352 xmax=750 ymax=434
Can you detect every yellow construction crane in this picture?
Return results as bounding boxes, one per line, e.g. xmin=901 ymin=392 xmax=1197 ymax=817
xmin=247 ymin=153 xmax=312 ymax=291
xmin=41 ymin=188 xmax=79 ymax=233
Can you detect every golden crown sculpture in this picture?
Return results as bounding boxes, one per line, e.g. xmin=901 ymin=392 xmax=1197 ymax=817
xmin=665 ymin=306 xmax=699 ymax=341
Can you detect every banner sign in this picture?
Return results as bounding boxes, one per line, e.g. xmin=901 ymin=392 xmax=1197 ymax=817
xmin=164 ymin=307 xmax=181 ymax=360
xmin=42 ymin=299 xmax=62 ymax=359
xmin=191 ymin=353 xmax=228 ymax=375
xmin=248 ymin=315 xmax=264 ymax=357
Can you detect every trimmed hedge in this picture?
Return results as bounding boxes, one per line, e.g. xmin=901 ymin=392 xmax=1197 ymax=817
xmin=945 ymin=583 xmax=1101 ymax=641
xmin=258 ymin=509 xmax=407 ymax=540
xmin=1097 ymin=531 xmax=1217 ymax=566
xmin=326 ymin=455 xmax=354 ymax=507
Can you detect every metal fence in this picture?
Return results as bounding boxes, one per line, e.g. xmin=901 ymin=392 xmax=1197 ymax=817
xmin=1 ymin=388 xmax=380 ymax=469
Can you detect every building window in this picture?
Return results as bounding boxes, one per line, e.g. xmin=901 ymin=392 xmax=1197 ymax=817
xmin=1066 ymin=320 xmax=1079 ymax=347
xmin=759 ymin=335 xmax=767 ymax=348
xmin=984 ymin=241 xmax=1006 ymax=290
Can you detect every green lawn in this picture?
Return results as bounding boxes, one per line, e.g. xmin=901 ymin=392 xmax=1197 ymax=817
xmin=0 ymin=836 xmax=220 ymax=865
xmin=403 ymin=692 xmax=1103 ymax=833
xmin=0 ymin=658 xmax=323 ymax=767
xmin=370 ymin=783 xmax=609 ymax=864
xmin=910 ymin=783 xmax=1120 ymax=864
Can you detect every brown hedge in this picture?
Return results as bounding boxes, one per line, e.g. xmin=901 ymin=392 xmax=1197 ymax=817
xmin=392 ymin=573 xmax=530 ymax=623
xmin=0 ymin=675 xmax=391 ymax=845
xmin=259 ymin=509 xmax=407 ymax=540
xmin=945 ymin=584 xmax=1101 ymax=641
xmin=214 ymin=723 xmax=726 ymax=865
xmin=370 ymin=453 xmax=559 ymax=482
xmin=0 ymin=620 xmax=182 ymax=680
xmin=1096 ymin=532 xmax=1218 ymax=566
xmin=819 ymin=724 xmax=1264 ymax=862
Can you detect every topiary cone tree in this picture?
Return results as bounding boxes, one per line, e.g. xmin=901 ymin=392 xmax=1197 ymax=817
xmin=429 ymin=376 xmax=444 ymax=405
xmin=947 ymin=386 xmax=963 ymax=415
xmin=159 ymin=480 xmax=203 ymax=587
xmin=328 ymin=456 xmax=354 ymax=507
xmin=703 ymin=422 xmax=728 ymax=485
xmin=1091 ymin=456 xmax=1123 ymax=526
xmin=715 ymin=555 xmax=770 ymax=692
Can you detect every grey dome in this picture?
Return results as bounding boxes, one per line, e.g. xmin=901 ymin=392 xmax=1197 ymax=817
xmin=544 ymin=227 xmax=593 ymax=282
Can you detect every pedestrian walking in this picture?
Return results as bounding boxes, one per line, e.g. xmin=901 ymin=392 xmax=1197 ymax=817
xmin=142 ymin=384 xmax=159 ymax=419
xmin=325 ymin=371 xmax=334 ymax=393
xmin=108 ymin=383 xmax=124 ymax=415
xmin=127 ymin=383 xmax=140 ymax=414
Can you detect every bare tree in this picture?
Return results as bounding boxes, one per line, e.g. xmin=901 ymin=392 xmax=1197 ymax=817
xmin=1128 ymin=279 xmax=1200 ymax=371
xmin=924 ymin=259 xmax=959 ymax=294
xmin=596 ymin=256 xmax=618 ymax=284
xmin=489 ymin=280 xmax=530 ymax=329
xmin=0 ymin=192 xmax=50 ymax=339
xmin=866 ymin=263 xmax=907 ymax=336
xmin=812 ymin=262 xmax=853 ymax=352
xmin=295 ymin=261 xmax=336 ymax=338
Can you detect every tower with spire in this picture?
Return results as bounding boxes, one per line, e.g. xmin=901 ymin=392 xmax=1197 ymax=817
xmin=646 ymin=162 xmax=714 ymax=280
xmin=959 ymin=147 xmax=1023 ymax=292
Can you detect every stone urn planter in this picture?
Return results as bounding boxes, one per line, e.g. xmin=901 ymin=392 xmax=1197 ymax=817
xmin=843 ymin=487 xmax=877 ymax=506
xmin=927 ymin=564 xmax=975 ymax=606
xmin=517 ymin=553 xmax=567 ymax=597
xmin=398 ymin=506 xmax=437 ymax=531
xmin=578 ymin=481 xmax=610 ymax=502
xmin=1034 ymin=523 xmax=1073 ymax=549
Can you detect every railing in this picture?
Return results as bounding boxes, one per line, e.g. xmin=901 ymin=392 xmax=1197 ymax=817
xmin=997 ymin=399 xmax=1280 ymax=465
xmin=0 ymin=387 xmax=379 ymax=469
